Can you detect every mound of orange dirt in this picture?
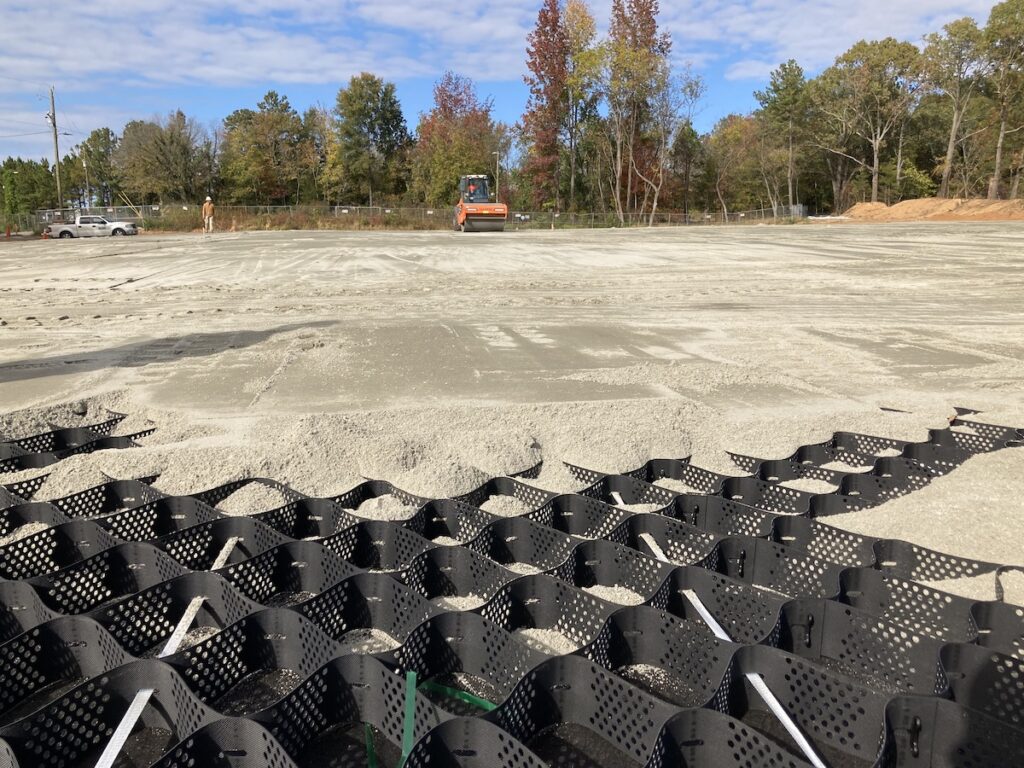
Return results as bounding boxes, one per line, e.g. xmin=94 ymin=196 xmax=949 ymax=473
xmin=844 ymin=202 xmax=890 ymax=219
xmin=844 ymin=198 xmax=1024 ymax=222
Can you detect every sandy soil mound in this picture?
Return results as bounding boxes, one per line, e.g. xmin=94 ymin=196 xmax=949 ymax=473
xmin=845 ymin=198 xmax=1024 ymax=222
xmin=845 ymin=202 xmax=890 ymax=219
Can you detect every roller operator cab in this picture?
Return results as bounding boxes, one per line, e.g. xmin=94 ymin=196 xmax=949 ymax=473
xmin=453 ymin=175 xmax=507 ymax=232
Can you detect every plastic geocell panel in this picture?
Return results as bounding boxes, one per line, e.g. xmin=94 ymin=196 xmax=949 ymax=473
xmin=0 ymin=410 xmax=1023 ymax=767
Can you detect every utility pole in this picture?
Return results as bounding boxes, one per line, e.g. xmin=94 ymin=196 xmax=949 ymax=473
xmin=47 ymin=86 xmax=63 ymax=211
xmin=82 ymin=158 xmax=90 ymax=210
xmin=492 ymin=150 xmax=500 ymax=201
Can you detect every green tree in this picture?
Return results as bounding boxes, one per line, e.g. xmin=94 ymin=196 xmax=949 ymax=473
xmin=1 ymin=158 xmax=57 ymax=213
xmin=563 ymin=0 xmax=600 ymax=210
xmin=600 ymin=0 xmax=673 ymax=221
xmin=669 ymin=119 xmax=701 ymax=214
xmin=219 ymin=92 xmax=305 ymax=204
xmin=299 ymin=107 xmax=331 ymax=204
xmin=114 ymin=112 xmax=213 ymax=203
xmin=703 ymin=114 xmax=758 ymax=218
xmin=755 ymin=60 xmax=809 ymax=207
xmin=329 ymin=73 xmax=410 ymax=205
xmin=115 ymin=120 xmax=163 ymax=202
xmin=923 ymin=18 xmax=987 ymax=197
xmin=816 ymin=39 xmax=923 ymax=202
xmin=807 ymin=72 xmax=867 ymax=211
xmin=69 ymin=128 xmax=121 ymax=206
xmin=984 ymin=0 xmax=1024 ymax=198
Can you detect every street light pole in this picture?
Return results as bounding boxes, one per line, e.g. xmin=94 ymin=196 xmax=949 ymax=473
xmin=492 ymin=151 xmax=500 ymax=201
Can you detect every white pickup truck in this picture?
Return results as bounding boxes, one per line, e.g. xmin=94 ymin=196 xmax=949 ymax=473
xmin=45 ymin=214 xmax=138 ymax=238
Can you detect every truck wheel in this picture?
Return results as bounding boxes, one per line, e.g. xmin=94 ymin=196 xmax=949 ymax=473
xmin=112 ymin=228 xmax=125 ymax=236
xmin=59 ymin=231 xmax=73 ymax=239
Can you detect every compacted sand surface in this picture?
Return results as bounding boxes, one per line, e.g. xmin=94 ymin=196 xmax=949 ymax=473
xmin=1 ymin=224 xmax=1022 ymax=603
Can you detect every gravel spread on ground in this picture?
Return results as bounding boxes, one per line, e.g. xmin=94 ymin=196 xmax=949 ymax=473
xmin=926 ymin=570 xmax=1024 ymax=606
xmin=583 ymin=584 xmax=645 ymax=605
xmin=999 ymin=570 xmax=1024 ymax=606
xmin=614 ymin=502 xmax=668 ymax=513
xmin=826 ymin=451 xmax=1024 ymax=567
xmin=431 ymin=535 xmax=462 ymax=546
xmin=0 ymin=521 xmax=51 ymax=547
xmin=479 ymin=495 xmax=535 ymax=517
xmin=432 ymin=594 xmax=485 ymax=610
xmin=2 ymin=225 xmax=1023 ymax=621
xmin=337 ymin=627 xmax=401 ymax=654
xmin=349 ymin=495 xmax=419 ymax=521
xmin=504 ymin=561 xmax=541 ymax=575
xmin=922 ymin=573 xmax=999 ymax=602
xmin=216 ymin=483 xmax=290 ymax=515
xmin=654 ymin=477 xmax=705 ymax=494
xmin=514 ymin=627 xmax=580 ymax=655
xmin=779 ymin=477 xmax=838 ymax=494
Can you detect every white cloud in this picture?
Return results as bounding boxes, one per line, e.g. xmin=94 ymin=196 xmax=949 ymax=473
xmin=724 ymin=59 xmax=778 ymax=81
xmin=0 ymin=0 xmax=996 ymax=158
xmin=662 ymin=0 xmax=994 ymax=74
xmin=0 ymin=0 xmax=539 ymax=94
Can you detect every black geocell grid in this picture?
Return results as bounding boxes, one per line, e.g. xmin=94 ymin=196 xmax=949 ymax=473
xmin=0 ymin=411 xmax=1022 ymax=767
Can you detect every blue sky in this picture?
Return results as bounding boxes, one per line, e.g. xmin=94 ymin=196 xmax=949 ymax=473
xmin=0 ymin=0 xmax=996 ymax=161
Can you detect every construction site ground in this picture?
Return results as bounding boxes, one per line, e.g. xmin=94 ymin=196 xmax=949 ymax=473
xmin=1 ymin=221 xmax=1023 ymax=600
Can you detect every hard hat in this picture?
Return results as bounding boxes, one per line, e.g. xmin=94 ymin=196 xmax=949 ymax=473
xmin=205 ymin=196 xmax=212 ymax=201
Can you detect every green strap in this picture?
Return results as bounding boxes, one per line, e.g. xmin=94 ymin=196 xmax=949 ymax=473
xmin=364 ymin=723 xmax=378 ymax=768
xmin=417 ymin=680 xmax=497 ymax=712
xmin=399 ymin=670 xmax=418 ymax=766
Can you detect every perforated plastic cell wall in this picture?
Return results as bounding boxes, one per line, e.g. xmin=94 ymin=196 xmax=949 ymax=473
xmin=98 ymin=495 xmax=220 ymax=541
xmin=0 ymin=519 xmax=121 ymax=580
xmin=397 ymin=611 xmax=548 ymax=706
xmin=49 ymin=477 xmax=164 ymax=519
xmin=90 ymin=571 xmax=261 ymax=656
xmin=730 ymin=644 xmax=890 ymax=768
xmin=0 ymin=615 xmax=132 ymax=726
xmin=580 ymin=605 xmax=734 ymax=709
xmin=1 ymin=410 xmax=1024 ymax=767
xmin=776 ymin=599 xmax=947 ymax=696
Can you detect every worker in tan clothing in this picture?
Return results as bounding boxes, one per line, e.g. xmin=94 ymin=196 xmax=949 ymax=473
xmin=202 ymin=196 xmax=215 ymax=234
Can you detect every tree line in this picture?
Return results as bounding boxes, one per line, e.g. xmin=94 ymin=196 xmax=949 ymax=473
xmin=2 ymin=0 xmax=1022 ymax=220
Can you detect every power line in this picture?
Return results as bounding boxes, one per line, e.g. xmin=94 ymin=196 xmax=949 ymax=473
xmin=0 ymin=117 xmax=48 ymax=128
xmin=0 ymin=130 xmax=50 ymax=138
xmin=54 ymin=90 xmax=82 ymax=137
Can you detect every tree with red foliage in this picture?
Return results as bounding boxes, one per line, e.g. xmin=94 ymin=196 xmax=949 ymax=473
xmin=524 ymin=0 xmax=569 ymax=209
xmin=412 ymin=71 xmax=500 ymax=206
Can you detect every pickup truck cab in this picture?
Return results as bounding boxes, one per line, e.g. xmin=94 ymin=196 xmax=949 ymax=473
xmin=45 ymin=214 xmax=138 ymax=238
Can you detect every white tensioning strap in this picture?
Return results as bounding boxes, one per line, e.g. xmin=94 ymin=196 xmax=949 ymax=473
xmin=638 ymin=536 xmax=829 ymax=768
xmin=211 ymin=537 xmax=242 ymax=569
xmin=639 ymin=532 xmax=670 ymax=563
xmin=680 ymin=589 xmax=830 ymax=768
xmin=97 ymin=596 xmax=214 ymax=767
xmin=94 ymin=689 xmax=155 ymax=768
xmin=158 ymin=596 xmax=207 ymax=658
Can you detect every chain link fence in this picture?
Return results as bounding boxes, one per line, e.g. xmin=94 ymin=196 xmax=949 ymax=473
xmin=0 ymin=211 xmax=37 ymax=235
xmin=29 ymin=203 xmax=807 ymax=232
